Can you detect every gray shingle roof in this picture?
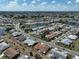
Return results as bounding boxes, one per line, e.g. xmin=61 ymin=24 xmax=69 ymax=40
xmin=50 ymin=49 xmax=67 ymax=59
xmin=0 ymin=27 xmax=6 ymax=35
xmin=16 ymin=35 xmax=26 ymax=41
xmin=61 ymin=38 xmax=73 ymax=45
xmin=0 ymin=42 xmax=10 ymax=54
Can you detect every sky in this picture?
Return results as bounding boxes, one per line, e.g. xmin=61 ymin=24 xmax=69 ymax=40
xmin=0 ymin=0 xmax=79 ymax=11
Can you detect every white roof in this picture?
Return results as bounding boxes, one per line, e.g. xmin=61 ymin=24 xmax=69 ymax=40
xmin=0 ymin=53 xmax=4 ymax=58
xmin=12 ymin=32 xmax=21 ymax=36
xmin=61 ymin=38 xmax=72 ymax=45
xmin=24 ymin=39 xmax=36 ymax=46
xmin=50 ymin=48 xmax=67 ymax=59
xmin=32 ymin=28 xmax=38 ymax=31
xmin=68 ymin=35 xmax=78 ymax=40
xmin=18 ymin=55 xmax=29 ymax=59
xmin=73 ymin=56 xmax=79 ymax=59
xmin=48 ymin=27 xmax=54 ymax=30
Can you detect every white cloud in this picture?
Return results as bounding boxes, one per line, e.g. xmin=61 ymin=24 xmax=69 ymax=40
xmin=67 ymin=1 xmax=72 ymax=4
xmin=23 ymin=0 xmax=26 ymax=2
xmin=52 ymin=0 xmax=56 ymax=3
xmin=37 ymin=0 xmax=41 ymax=1
xmin=1 ymin=1 xmax=20 ymax=11
xmin=14 ymin=0 xmax=19 ymax=2
xmin=22 ymin=3 xmax=27 ymax=6
xmin=31 ymin=0 xmax=36 ymax=4
xmin=75 ymin=0 xmax=79 ymax=2
xmin=0 ymin=0 xmax=79 ymax=11
xmin=40 ymin=2 xmax=47 ymax=5
xmin=10 ymin=1 xmax=17 ymax=4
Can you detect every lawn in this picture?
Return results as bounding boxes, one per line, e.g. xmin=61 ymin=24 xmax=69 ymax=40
xmin=72 ymin=39 xmax=79 ymax=52
xmin=56 ymin=39 xmax=79 ymax=52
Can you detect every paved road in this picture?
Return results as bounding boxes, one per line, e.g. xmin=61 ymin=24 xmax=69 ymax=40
xmin=14 ymin=23 xmax=79 ymax=56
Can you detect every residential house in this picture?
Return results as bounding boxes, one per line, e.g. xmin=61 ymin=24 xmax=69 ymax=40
xmin=73 ymin=56 xmax=79 ymax=59
xmin=4 ymin=48 xmax=19 ymax=59
xmin=48 ymin=27 xmax=55 ymax=31
xmin=61 ymin=29 xmax=67 ymax=33
xmin=54 ymin=31 xmax=62 ymax=37
xmin=32 ymin=26 xmax=45 ymax=31
xmin=61 ymin=38 xmax=73 ymax=45
xmin=18 ymin=55 xmax=29 ymax=59
xmin=45 ymin=31 xmax=62 ymax=39
xmin=15 ymin=35 xmax=26 ymax=41
xmin=23 ymin=38 xmax=37 ymax=46
xmin=45 ymin=32 xmax=58 ymax=40
xmin=0 ymin=42 xmax=10 ymax=54
xmin=0 ymin=27 xmax=6 ymax=35
xmin=34 ymin=43 xmax=50 ymax=54
xmin=68 ymin=35 xmax=78 ymax=40
xmin=12 ymin=32 xmax=22 ymax=37
xmin=49 ymin=48 xmax=68 ymax=59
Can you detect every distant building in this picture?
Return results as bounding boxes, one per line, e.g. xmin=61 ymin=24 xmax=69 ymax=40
xmin=61 ymin=29 xmax=67 ymax=33
xmin=45 ymin=32 xmax=57 ymax=39
xmin=10 ymin=29 xmax=16 ymax=33
xmin=32 ymin=26 xmax=45 ymax=31
xmin=48 ymin=27 xmax=55 ymax=31
xmin=0 ymin=39 xmax=4 ymax=43
xmin=45 ymin=31 xmax=61 ymax=40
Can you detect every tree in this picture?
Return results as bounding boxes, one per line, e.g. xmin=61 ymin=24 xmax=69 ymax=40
xmin=6 ymin=26 xmax=14 ymax=32
xmin=76 ymin=32 xmax=79 ymax=38
xmin=30 ymin=52 xmax=33 ymax=56
xmin=35 ymin=54 xmax=42 ymax=59
xmin=40 ymin=33 xmax=45 ymax=39
xmin=59 ymin=19 xmax=68 ymax=23
xmin=40 ymin=29 xmax=49 ymax=39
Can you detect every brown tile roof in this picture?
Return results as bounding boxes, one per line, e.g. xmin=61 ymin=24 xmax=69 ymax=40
xmin=45 ymin=31 xmax=62 ymax=39
xmin=34 ymin=43 xmax=50 ymax=54
xmin=45 ymin=32 xmax=57 ymax=39
xmin=4 ymin=48 xmax=19 ymax=59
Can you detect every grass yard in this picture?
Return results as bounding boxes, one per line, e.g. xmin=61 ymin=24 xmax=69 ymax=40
xmin=72 ymin=39 xmax=79 ymax=52
xmin=56 ymin=39 xmax=79 ymax=52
